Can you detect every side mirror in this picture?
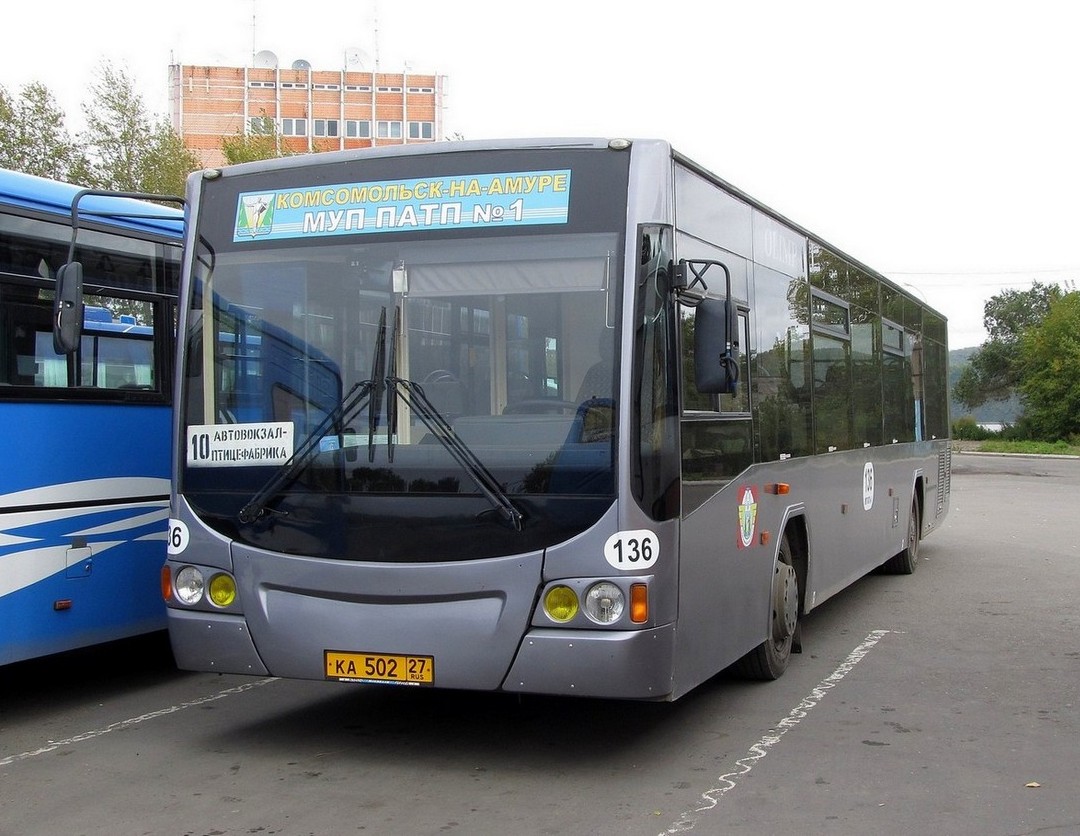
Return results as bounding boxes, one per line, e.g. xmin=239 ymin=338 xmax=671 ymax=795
xmin=694 ymin=297 xmax=740 ymax=395
xmin=53 ymin=261 xmax=84 ymax=354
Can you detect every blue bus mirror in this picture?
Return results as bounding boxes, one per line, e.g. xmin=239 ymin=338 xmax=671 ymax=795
xmin=53 ymin=261 xmax=84 ymax=354
xmin=694 ymin=297 xmax=739 ymax=395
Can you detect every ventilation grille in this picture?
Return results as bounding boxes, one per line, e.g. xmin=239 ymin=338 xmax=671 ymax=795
xmin=936 ymin=448 xmax=951 ymax=517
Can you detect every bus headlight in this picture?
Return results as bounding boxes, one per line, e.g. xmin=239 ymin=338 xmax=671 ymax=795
xmin=174 ymin=566 xmax=205 ymax=605
xmin=208 ymin=573 xmax=237 ymax=607
xmin=543 ymin=585 xmax=579 ymax=622
xmin=584 ymin=582 xmax=624 ymax=624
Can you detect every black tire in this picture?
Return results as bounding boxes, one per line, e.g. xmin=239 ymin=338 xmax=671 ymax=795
xmin=732 ymin=533 xmax=799 ymax=680
xmin=881 ymin=496 xmax=920 ymax=575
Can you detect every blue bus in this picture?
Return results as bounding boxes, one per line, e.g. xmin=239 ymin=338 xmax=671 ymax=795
xmin=0 ymin=168 xmax=184 ymax=665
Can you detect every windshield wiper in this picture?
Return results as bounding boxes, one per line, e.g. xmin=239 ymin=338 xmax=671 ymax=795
xmin=239 ymin=303 xmax=523 ymax=532
xmin=386 ymin=307 xmax=401 ymax=462
xmin=388 ymin=373 xmax=525 ymax=533
xmin=237 ymin=378 xmax=375 ymax=523
xmin=385 ymin=304 xmax=523 ymax=531
xmin=367 ymin=308 xmax=388 ymax=462
xmin=240 ymin=308 xmax=392 ymax=524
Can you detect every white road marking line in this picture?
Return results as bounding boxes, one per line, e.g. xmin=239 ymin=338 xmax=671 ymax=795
xmin=0 ymin=677 xmax=276 ymax=767
xmin=659 ymin=630 xmax=892 ymax=834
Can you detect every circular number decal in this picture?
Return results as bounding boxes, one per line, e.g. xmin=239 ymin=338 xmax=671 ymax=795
xmin=167 ymin=518 xmax=190 ymax=555
xmin=603 ymin=530 xmax=659 ymax=570
xmin=862 ymin=462 xmax=875 ymax=511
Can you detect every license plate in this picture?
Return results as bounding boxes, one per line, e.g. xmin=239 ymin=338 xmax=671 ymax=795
xmin=324 ymin=650 xmax=434 ymax=685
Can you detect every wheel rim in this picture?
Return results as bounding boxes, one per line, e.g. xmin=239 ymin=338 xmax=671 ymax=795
xmin=771 ymin=561 xmax=798 ymax=646
xmin=908 ymin=501 xmax=920 ymax=563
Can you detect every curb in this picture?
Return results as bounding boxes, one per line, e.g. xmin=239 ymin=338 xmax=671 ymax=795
xmin=952 ymin=449 xmax=1080 ymax=460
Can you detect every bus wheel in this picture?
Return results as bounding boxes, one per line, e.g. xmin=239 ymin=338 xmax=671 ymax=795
xmin=733 ymin=534 xmax=799 ymax=680
xmin=881 ymin=496 xmax=920 ymax=575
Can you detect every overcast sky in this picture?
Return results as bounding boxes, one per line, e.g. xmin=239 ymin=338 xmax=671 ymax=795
xmin=5 ymin=0 xmax=1078 ymax=347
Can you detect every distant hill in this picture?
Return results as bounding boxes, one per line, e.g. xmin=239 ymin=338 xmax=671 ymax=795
xmin=948 ymin=346 xmax=1021 ymax=425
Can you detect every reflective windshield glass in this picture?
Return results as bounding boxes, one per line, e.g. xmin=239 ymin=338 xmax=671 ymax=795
xmin=181 ymin=149 xmax=629 ymax=561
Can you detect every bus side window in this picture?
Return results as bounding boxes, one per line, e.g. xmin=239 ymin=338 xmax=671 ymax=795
xmin=680 ymin=304 xmax=753 ymax=510
xmin=0 ymin=284 xmax=60 ymax=386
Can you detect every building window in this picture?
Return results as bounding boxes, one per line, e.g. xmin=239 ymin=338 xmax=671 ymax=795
xmin=280 ymin=82 xmax=308 ymax=90
xmin=345 ymin=120 xmax=372 ymax=138
xmin=408 ymin=87 xmax=435 ymax=94
xmin=281 ymin=118 xmax=307 ymax=136
xmin=314 ymin=119 xmax=340 ymax=137
xmin=345 ymin=85 xmax=372 ymax=92
xmin=376 ymin=120 xmax=402 ymax=139
xmin=248 ymin=81 xmax=276 ymax=88
xmin=313 ymin=83 xmax=340 ymax=91
xmin=248 ymin=116 xmax=275 ymax=135
xmin=408 ymin=121 xmax=434 ymax=140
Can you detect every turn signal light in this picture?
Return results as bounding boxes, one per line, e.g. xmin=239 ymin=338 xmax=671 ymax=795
xmin=161 ymin=565 xmax=172 ymax=601
xmin=630 ymin=583 xmax=648 ymax=623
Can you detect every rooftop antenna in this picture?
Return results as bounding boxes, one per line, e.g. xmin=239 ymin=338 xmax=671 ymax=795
xmin=345 ymin=48 xmax=369 ymax=70
xmin=373 ymin=1 xmax=381 ymax=72
xmin=251 ymin=0 xmax=257 ymax=65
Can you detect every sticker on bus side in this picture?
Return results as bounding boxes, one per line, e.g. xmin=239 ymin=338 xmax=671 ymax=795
xmin=603 ymin=530 xmax=659 ymax=570
xmin=233 ymin=169 xmax=572 ymax=243
xmin=187 ymin=422 xmax=295 ymax=467
xmin=167 ymin=518 xmax=190 ymax=555
xmin=737 ymin=484 xmax=759 ymax=549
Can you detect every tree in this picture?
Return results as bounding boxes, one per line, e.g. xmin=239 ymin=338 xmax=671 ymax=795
xmin=221 ymin=113 xmax=291 ymax=165
xmin=1018 ymin=292 xmax=1080 ymax=440
xmin=138 ymin=120 xmax=202 ymax=197
xmin=954 ymin=282 xmax=1063 ymax=410
xmin=0 ymin=81 xmax=88 ymax=181
xmin=80 ymin=61 xmax=199 ymax=196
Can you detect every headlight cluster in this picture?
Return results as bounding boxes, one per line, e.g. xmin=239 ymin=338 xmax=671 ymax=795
xmin=542 ymin=580 xmax=648 ymax=626
xmin=164 ymin=565 xmax=238 ymax=609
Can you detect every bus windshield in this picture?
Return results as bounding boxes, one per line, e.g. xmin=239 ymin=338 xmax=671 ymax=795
xmin=182 ymin=182 xmax=625 ymax=562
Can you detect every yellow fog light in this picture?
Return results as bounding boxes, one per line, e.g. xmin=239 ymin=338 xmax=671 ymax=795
xmin=544 ymin=585 xmax=579 ymax=622
xmin=208 ymin=573 xmax=237 ymax=607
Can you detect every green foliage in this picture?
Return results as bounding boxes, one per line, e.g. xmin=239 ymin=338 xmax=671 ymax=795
xmin=954 ymin=282 xmax=1063 ymax=411
xmin=975 ymin=438 xmax=1080 ymax=456
xmin=0 ymin=81 xmax=89 ymax=181
xmin=0 ymin=61 xmax=199 ymax=197
xmin=221 ymin=113 xmax=290 ymax=165
xmin=1017 ymin=292 xmax=1080 ymax=440
xmin=951 ymin=416 xmax=995 ymax=440
xmin=80 ymin=62 xmax=199 ymax=196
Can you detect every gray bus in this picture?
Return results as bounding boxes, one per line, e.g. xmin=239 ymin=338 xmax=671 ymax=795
xmin=164 ymin=138 xmax=950 ymax=700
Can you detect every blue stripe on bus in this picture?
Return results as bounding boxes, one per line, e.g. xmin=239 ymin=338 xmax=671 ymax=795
xmin=0 ymin=533 xmax=168 ymax=665
xmin=0 ymin=403 xmax=171 ymax=496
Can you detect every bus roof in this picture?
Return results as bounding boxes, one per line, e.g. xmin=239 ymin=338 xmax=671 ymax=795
xmin=200 ymin=137 xmax=944 ymax=323
xmin=0 ymin=167 xmax=184 ymax=238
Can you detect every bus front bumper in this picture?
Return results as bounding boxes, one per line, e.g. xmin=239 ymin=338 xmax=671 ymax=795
xmin=167 ymin=609 xmax=269 ymax=676
xmin=502 ymin=624 xmax=675 ymax=700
